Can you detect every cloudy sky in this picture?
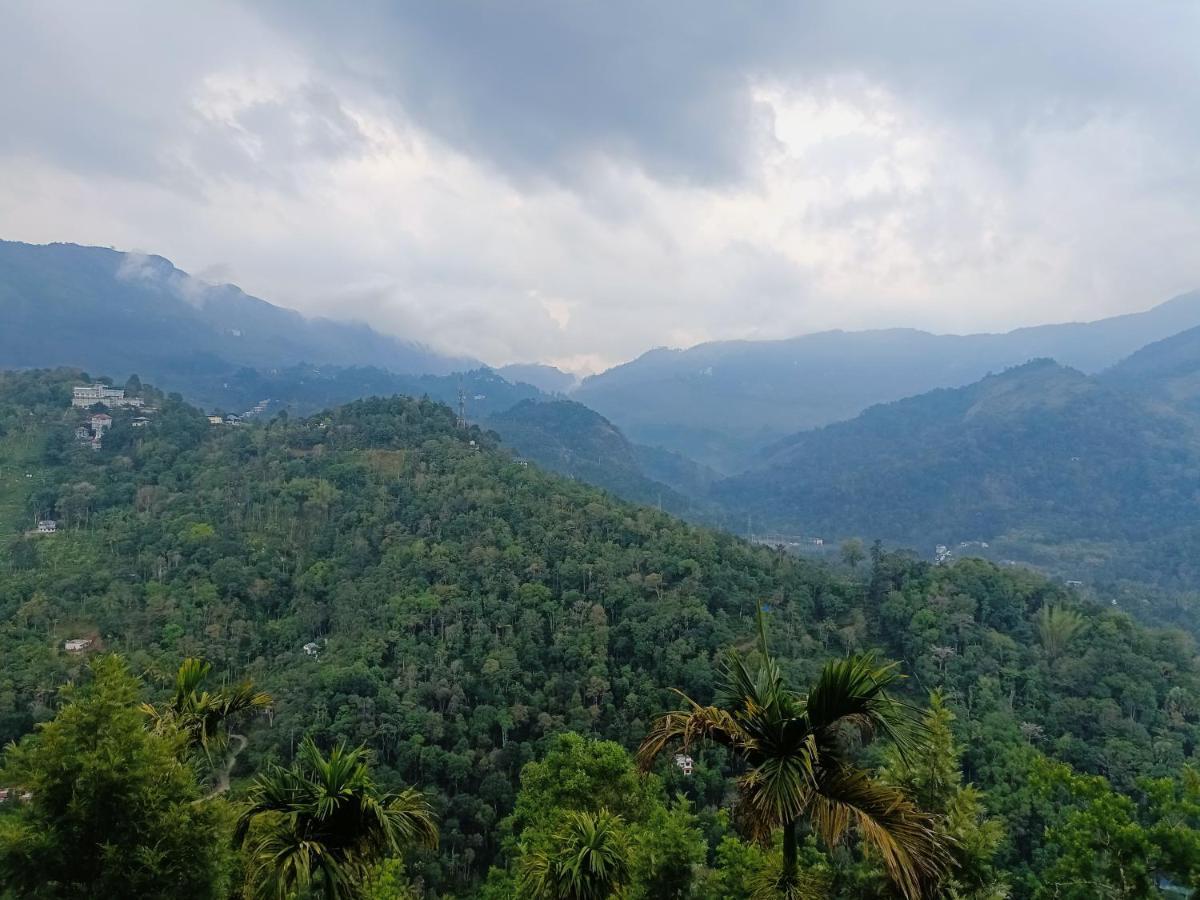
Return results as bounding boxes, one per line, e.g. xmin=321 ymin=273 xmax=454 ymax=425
xmin=2 ymin=2 xmax=1199 ymax=371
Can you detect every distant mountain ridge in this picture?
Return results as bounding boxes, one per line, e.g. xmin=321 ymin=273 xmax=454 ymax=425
xmin=573 ymin=292 xmax=1200 ymax=471
xmin=484 ymin=399 xmax=720 ymax=520
xmin=0 ymin=241 xmax=478 ymax=383
xmin=713 ymin=355 xmax=1200 ymax=586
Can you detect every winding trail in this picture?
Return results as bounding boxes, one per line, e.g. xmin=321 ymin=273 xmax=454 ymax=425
xmin=205 ymin=733 xmax=247 ymax=800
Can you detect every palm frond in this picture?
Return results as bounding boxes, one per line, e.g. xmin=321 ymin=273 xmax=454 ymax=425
xmin=636 ymin=697 xmax=747 ymax=770
xmin=803 ymin=654 xmax=914 ymax=755
xmin=808 ymin=767 xmax=953 ymax=900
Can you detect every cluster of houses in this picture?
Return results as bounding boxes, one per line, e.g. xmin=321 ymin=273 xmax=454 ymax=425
xmin=71 ymin=383 xmax=144 ymax=409
xmin=71 ymin=384 xmax=153 ymax=448
xmin=0 ymin=787 xmax=32 ymax=804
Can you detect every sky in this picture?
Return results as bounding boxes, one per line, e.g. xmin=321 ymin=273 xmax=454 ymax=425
xmin=2 ymin=2 xmax=1199 ymax=373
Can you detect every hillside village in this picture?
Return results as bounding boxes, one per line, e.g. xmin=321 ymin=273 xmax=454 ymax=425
xmin=70 ymin=383 xmax=152 ymax=449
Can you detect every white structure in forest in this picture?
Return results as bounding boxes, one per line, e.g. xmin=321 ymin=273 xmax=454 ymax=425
xmin=72 ymin=384 xmax=143 ymax=409
xmin=36 ymin=520 xmax=57 ymax=534
xmin=64 ymin=638 xmax=93 ymax=652
xmin=674 ymin=753 xmax=694 ymax=776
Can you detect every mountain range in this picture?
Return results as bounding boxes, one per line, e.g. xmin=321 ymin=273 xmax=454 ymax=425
xmin=0 ymin=240 xmax=476 ymax=386
xmin=9 ymin=238 xmax=1200 ymax=586
xmin=574 ymin=293 xmax=1200 ymax=470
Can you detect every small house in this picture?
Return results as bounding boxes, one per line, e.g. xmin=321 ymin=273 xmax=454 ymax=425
xmin=75 ymin=426 xmax=90 ymax=440
xmin=131 ymin=417 xmax=150 ymax=428
xmin=208 ymin=415 xmax=224 ymax=425
xmin=0 ymin=788 xmax=10 ymax=803
xmin=90 ymin=413 xmax=113 ymax=434
xmin=303 ymin=641 xmax=321 ymax=657
xmin=36 ymin=520 xmax=57 ymax=534
xmin=64 ymin=638 xmax=93 ymax=652
xmin=673 ymin=753 xmax=694 ymax=776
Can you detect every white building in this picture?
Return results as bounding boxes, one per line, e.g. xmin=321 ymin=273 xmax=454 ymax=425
xmin=64 ymin=638 xmax=93 ymax=652
xmin=36 ymin=520 xmax=57 ymax=534
xmin=303 ymin=641 xmax=321 ymax=657
xmin=673 ymin=753 xmax=694 ymax=776
xmin=90 ymin=413 xmax=113 ymax=434
xmin=72 ymin=384 xmax=143 ymax=409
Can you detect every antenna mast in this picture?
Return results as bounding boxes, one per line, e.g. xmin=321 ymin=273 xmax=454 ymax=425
xmin=457 ymin=380 xmax=467 ymax=429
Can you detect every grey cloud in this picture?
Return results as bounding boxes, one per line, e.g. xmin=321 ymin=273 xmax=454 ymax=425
xmin=255 ymin=1 xmax=1200 ymax=187
xmin=2 ymin=1 xmax=1200 ymax=369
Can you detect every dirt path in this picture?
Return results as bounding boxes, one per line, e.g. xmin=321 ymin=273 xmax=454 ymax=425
xmin=206 ymin=733 xmax=247 ymax=799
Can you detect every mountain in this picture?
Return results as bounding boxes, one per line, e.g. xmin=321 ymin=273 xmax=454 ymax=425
xmin=0 ymin=241 xmax=477 ymax=386
xmin=483 ymin=398 xmax=717 ymax=519
xmin=4 ymin=368 xmax=1200 ymax=896
xmin=496 ymin=362 xmax=578 ymax=394
xmin=573 ymin=292 xmax=1200 ymax=471
xmin=180 ymin=363 xmax=543 ymax=421
xmin=715 ymin=359 xmax=1200 ymax=581
xmin=1103 ymin=323 xmax=1200 ymax=416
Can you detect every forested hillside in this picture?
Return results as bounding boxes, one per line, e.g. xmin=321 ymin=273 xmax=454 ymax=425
xmin=483 ymin=399 xmax=718 ymax=520
xmin=717 ymin=359 xmax=1200 ymax=588
xmin=4 ymin=369 xmax=1200 ymax=897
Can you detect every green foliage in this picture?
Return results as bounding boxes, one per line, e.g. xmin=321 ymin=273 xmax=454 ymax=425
xmin=517 ymin=808 xmax=633 ymax=900
xmin=4 ymin=369 xmax=1200 ymax=897
xmin=0 ymin=655 xmax=233 ymax=898
xmin=639 ymin=616 xmax=951 ymax=900
xmin=503 ymin=734 xmax=704 ymax=900
xmin=882 ymin=693 xmax=1008 ymax=898
xmin=235 ymin=738 xmax=438 ymax=900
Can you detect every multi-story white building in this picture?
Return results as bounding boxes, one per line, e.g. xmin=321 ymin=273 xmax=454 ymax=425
xmin=71 ymin=384 xmax=144 ymax=409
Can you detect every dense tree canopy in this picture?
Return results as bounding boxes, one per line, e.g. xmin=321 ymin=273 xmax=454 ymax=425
xmin=3 ymin=369 xmax=1200 ymax=896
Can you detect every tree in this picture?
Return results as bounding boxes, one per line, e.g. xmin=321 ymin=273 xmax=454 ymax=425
xmin=1031 ymin=758 xmax=1157 ymax=899
xmin=638 ymin=615 xmax=949 ymax=899
xmin=628 ymin=799 xmax=706 ymax=900
xmin=142 ymin=657 xmax=271 ymax=774
xmin=517 ymin=808 xmax=632 ymax=900
xmin=235 ymin=737 xmax=438 ymax=900
xmin=881 ymin=693 xmax=1007 ymax=899
xmin=1036 ymin=605 xmax=1085 ymax=661
xmin=0 ymin=655 xmax=233 ymax=898
xmin=840 ymin=538 xmax=866 ymax=570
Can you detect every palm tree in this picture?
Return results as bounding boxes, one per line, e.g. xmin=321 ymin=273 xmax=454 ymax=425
xmin=517 ymin=808 xmax=631 ymax=900
xmin=638 ymin=615 xmax=951 ymax=899
xmin=1036 ymin=605 xmax=1085 ymax=661
xmin=142 ymin=657 xmax=272 ymax=760
xmin=235 ymin=738 xmax=438 ymax=900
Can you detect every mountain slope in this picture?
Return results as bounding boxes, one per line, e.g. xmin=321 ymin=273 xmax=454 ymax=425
xmin=574 ymin=292 xmax=1200 ymax=470
xmin=4 ymin=368 xmax=1200 ymax=895
xmin=0 ymin=241 xmax=476 ymax=383
xmin=1103 ymin=323 xmax=1200 ymax=416
xmin=483 ymin=399 xmax=716 ymax=518
xmin=496 ymin=363 xmax=578 ymax=394
xmin=716 ymin=360 xmax=1200 ymax=556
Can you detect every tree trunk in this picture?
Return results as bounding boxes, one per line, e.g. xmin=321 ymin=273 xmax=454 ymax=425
xmin=782 ymin=816 xmax=798 ymax=881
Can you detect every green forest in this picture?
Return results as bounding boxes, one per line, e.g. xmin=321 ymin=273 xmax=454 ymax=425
xmin=3 ymin=369 xmax=1200 ymax=898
